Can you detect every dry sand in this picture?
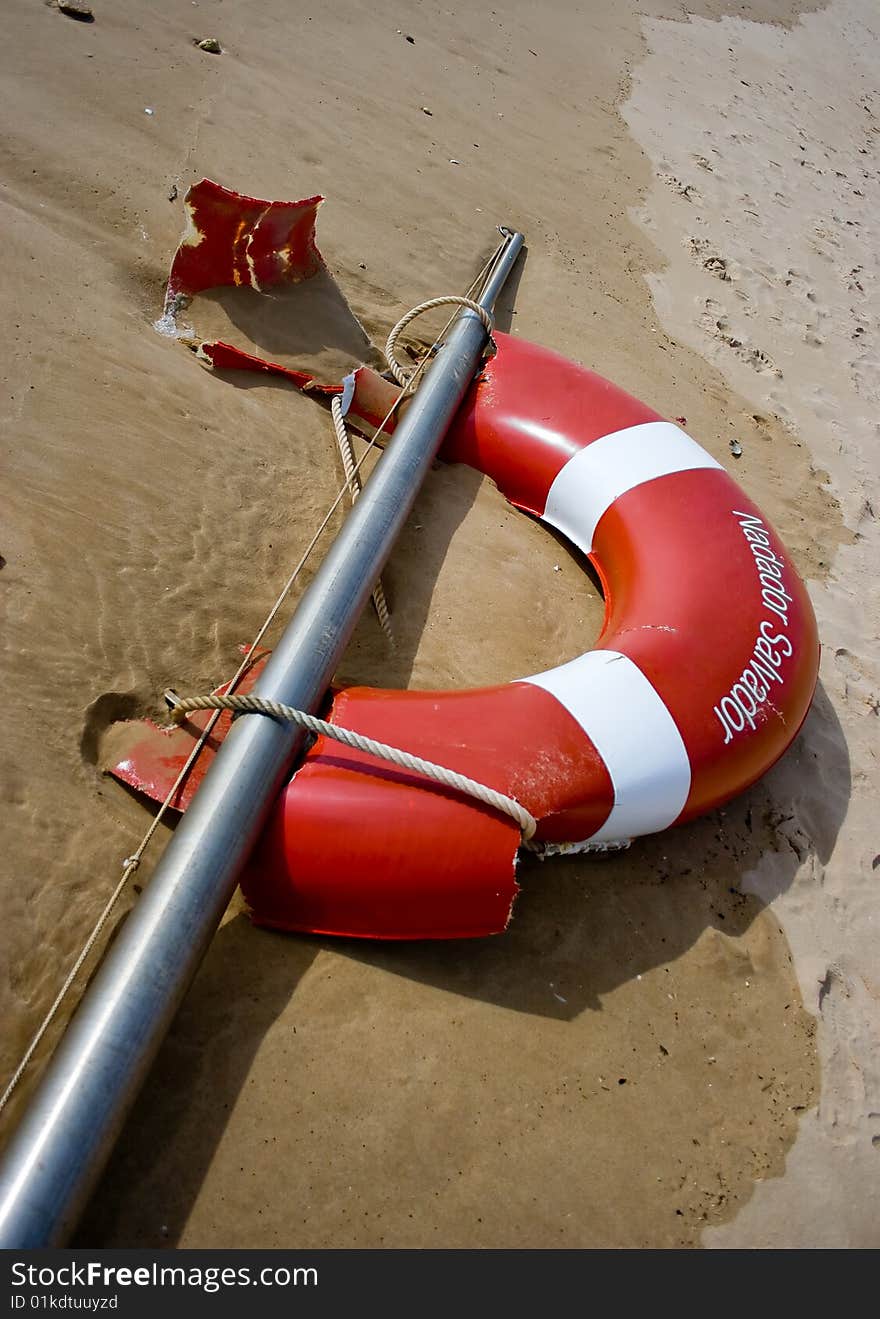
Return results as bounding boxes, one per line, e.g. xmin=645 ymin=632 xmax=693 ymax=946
xmin=0 ymin=0 xmax=874 ymax=1247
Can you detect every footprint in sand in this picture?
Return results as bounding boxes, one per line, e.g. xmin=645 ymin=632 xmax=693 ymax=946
xmin=848 ymin=266 xmax=865 ymax=294
xmin=849 ymin=351 xmax=880 ymax=406
xmin=815 ymin=964 xmax=879 ymax=1134
xmin=658 ymin=169 xmax=702 ymax=202
xmin=870 ymin=1114 xmax=880 ymax=1151
xmin=687 ymin=237 xmax=739 ymax=283
xmin=703 ymin=255 xmax=734 ymax=282
xmin=749 ymin=412 xmax=775 ymax=443
xmin=80 ymin=690 xmax=150 ymax=768
xmin=700 ymin=298 xmax=782 ymax=376
xmin=783 ymin=268 xmax=818 ymax=303
xmin=850 ymin=315 xmax=869 ymax=341
xmin=833 ymin=647 xmax=880 ymax=714
xmin=737 ymin=343 xmax=782 ymax=375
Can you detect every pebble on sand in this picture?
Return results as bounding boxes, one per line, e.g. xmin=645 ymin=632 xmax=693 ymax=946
xmin=58 ymin=1 xmax=94 ymax=20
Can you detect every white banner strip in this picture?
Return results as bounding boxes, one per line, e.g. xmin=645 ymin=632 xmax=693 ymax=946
xmin=542 ymin=420 xmax=723 ymax=553
xmin=521 ymin=650 xmax=691 ymax=842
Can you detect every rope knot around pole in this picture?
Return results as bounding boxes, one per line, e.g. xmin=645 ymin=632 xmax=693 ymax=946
xmin=384 ymin=297 xmax=495 ymax=388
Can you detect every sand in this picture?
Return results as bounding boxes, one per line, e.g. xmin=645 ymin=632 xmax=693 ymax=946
xmin=0 ymin=0 xmax=875 ymax=1247
xmin=624 ymin=0 xmax=880 ymax=1246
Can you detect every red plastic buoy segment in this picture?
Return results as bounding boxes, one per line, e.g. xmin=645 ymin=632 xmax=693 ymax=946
xmin=239 ymin=679 xmax=615 ymax=939
xmin=243 ymin=750 xmax=524 ymax=941
xmin=240 ymin=333 xmax=819 ymax=937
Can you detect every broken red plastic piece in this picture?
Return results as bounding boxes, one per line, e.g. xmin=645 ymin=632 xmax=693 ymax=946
xmin=164 ymin=179 xmax=402 ymax=436
xmin=197 ymin=343 xmax=400 ymax=436
xmin=112 ymin=648 xmax=269 ymax=813
xmin=197 ymin=339 xmax=340 ymax=395
xmin=166 ymin=178 xmax=323 ymax=304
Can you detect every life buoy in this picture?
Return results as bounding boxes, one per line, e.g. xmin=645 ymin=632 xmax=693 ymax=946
xmin=115 ymin=335 xmax=817 ymax=944
xmin=115 ymin=334 xmax=818 ymax=940
xmin=116 ymin=182 xmax=819 ymax=940
xmin=215 ymin=333 xmax=816 ymax=938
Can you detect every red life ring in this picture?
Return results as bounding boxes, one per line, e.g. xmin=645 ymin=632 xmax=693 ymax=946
xmin=221 ymin=331 xmax=817 ymax=938
xmin=112 ymin=182 xmax=820 ymax=938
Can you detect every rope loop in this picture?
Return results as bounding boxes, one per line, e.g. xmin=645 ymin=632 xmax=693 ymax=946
xmin=384 ymin=296 xmax=495 ymax=388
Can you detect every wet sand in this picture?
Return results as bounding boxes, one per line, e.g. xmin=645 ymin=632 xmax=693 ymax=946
xmin=625 ymin=0 xmax=880 ymax=1245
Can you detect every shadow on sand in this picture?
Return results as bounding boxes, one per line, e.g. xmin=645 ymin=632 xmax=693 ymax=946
xmin=75 ymin=678 xmax=849 ymax=1246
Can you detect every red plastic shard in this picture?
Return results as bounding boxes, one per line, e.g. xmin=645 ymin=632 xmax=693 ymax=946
xmin=164 ymin=180 xmax=402 ymax=437
xmin=166 ymin=179 xmax=324 ymax=305
xmin=111 ymin=648 xmax=270 ymax=812
xmin=197 ymin=339 xmax=341 ymax=395
xmin=197 ymin=344 xmax=400 ymax=436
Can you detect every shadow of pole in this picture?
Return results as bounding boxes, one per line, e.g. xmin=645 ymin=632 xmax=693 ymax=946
xmin=74 ymin=916 xmax=319 ymax=1248
xmin=491 ymin=243 xmax=528 ymax=335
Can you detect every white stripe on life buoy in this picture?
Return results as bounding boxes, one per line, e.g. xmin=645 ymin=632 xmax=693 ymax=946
xmin=520 ymin=650 xmax=692 ymax=841
xmin=339 ymin=370 xmax=357 ymax=417
xmin=542 ymin=421 xmax=723 ymax=554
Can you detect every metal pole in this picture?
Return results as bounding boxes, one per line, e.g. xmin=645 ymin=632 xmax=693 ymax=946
xmin=0 ymin=229 xmax=524 ymax=1247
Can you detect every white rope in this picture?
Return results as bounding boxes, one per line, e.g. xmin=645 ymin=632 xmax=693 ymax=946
xmin=168 ymin=693 xmax=538 ymax=841
xmin=330 ymin=294 xmax=495 ymax=634
xmin=329 ymin=292 xmax=495 ymax=636
xmin=384 ymin=297 xmax=494 ymax=387
xmin=330 ymin=394 xmax=393 ymax=642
